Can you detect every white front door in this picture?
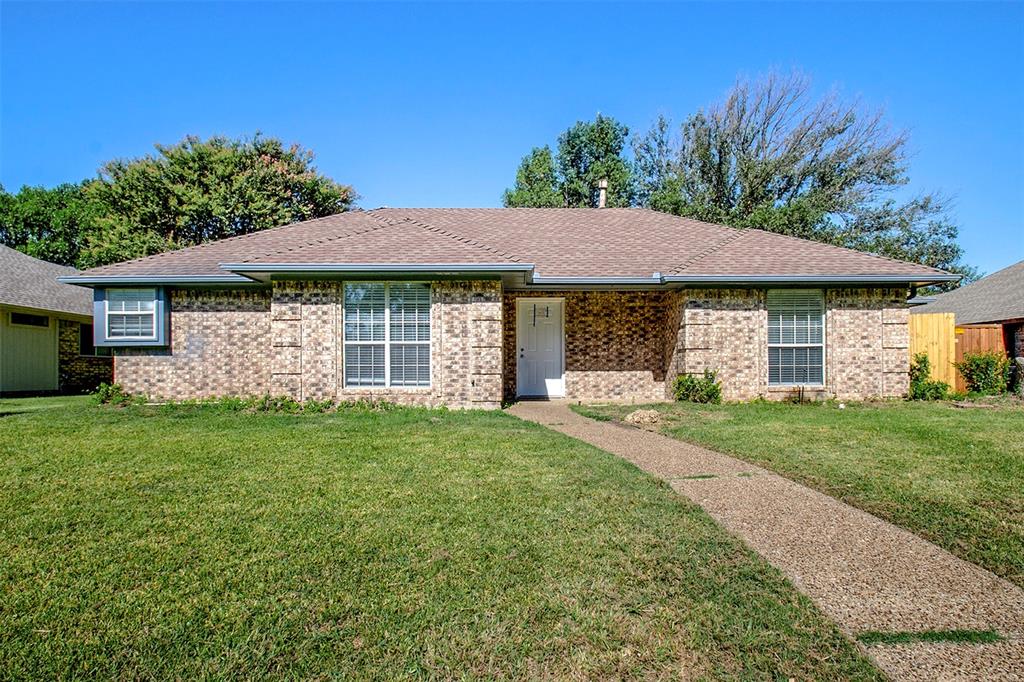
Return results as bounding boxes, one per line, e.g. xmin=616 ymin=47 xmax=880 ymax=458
xmin=516 ymin=298 xmax=564 ymax=398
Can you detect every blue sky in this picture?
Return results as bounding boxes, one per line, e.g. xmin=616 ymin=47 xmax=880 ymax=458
xmin=2 ymin=1 xmax=1022 ymax=274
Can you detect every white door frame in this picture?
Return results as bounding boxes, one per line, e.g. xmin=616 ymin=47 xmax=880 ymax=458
xmin=515 ymin=297 xmax=565 ymax=398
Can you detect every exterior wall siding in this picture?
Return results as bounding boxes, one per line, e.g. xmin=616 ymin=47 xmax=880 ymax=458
xmin=58 ymin=319 xmax=113 ymax=392
xmin=115 ymin=289 xmax=272 ymax=399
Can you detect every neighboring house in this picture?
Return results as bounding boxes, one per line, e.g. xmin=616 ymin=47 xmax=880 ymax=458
xmin=0 ymin=245 xmax=113 ymax=395
xmin=59 ymin=208 xmax=955 ymax=407
xmin=913 ymin=259 xmax=1024 ymax=358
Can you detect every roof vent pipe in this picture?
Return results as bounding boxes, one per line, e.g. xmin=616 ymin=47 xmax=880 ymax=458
xmin=597 ymin=178 xmax=608 ymax=208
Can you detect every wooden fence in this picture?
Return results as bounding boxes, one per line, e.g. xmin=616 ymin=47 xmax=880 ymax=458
xmin=909 ymin=313 xmax=957 ymax=386
xmin=909 ymin=314 xmax=1010 ymax=391
xmin=954 ymin=324 xmax=1008 ymax=392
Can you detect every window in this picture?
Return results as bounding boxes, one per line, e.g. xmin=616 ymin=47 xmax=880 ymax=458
xmin=343 ymin=282 xmax=430 ymax=388
xmin=106 ymin=289 xmax=157 ymax=340
xmin=9 ymin=312 xmax=49 ymax=327
xmin=79 ymin=324 xmax=112 ymax=357
xmin=768 ymin=290 xmax=824 ymax=386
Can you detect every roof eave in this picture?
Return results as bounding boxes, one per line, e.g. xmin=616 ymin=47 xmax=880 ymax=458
xmin=57 ymin=274 xmax=256 ymax=287
xmin=662 ymin=274 xmax=960 ymax=286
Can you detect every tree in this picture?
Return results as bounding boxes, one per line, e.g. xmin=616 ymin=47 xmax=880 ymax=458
xmin=502 ymin=147 xmax=561 ymax=207
xmin=503 ymin=114 xmax=633 ymax=208
xmin=79 ymin=134 xmax=356 ymax=268
xmin=0 ymin=183 xmax=96 ymax=266
xmin=557 ymin=114 xmax=633 ymax=207
xmin=631 ymin=73 xmax=974 ymax=283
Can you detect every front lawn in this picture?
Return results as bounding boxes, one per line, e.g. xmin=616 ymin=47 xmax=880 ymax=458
xmin=0 ymin=397 xmax=880 ymax=679
xmin=573 ymin=400 xmax=1024 ymax=588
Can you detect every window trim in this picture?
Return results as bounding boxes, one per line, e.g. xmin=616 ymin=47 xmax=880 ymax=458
xmin=767 ymin=289 xmax=826 ymax=387
xmin=93 ymin=287 xmax=169 ymax=347
xmin=342 ymin=281 xmax=431 ymax=389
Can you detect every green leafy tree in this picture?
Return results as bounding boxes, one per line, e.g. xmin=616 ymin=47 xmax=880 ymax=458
xmin=557 ymin=114 xmax=633 ymax=207
xmin=79 ymin=134 xmax=356 ymax=268
xmin=0 ymin=183 xmax=96 ymax=266
xmin=502 ymin=147 xmax=562 ymax=207
xmin=503 ymin=114 xmax=634 ymax=208
xmin=631 ymin=73 xmax=975 ymax=285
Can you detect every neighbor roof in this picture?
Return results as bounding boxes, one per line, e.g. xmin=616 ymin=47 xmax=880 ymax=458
xmin=65 ymin=208 xmax=954 ymax=285
xmin=0 ymin=245 xmax=93 ymax=317
xmin=913 ymin=260 xmax=1024 ymax=324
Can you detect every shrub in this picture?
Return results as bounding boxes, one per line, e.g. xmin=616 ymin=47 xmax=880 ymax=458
xmin=954 ymin=351 xmax=1011 ymax=395
xmin=908 ymin=353 xmax=950 ymax=401
xmin=92 ymin=382 xmax=137 ymax=406
xmin=673 ymin=370 xmax=722 ymax=404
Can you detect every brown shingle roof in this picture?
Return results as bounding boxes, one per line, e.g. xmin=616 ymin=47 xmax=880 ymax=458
xmin=0 ymin=245 xmax=92 ymax=316
xmin=74 ymin=208 xmax=951 ymax=282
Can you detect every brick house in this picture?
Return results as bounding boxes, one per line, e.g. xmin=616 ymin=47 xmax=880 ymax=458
xmin=0 ymin=245 xmax=113 ymax=395
xmin=59 ymin=208 xmax=956 ymax=407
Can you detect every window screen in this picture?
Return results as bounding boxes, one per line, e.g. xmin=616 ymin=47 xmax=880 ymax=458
xmin=767 ymin=290 xmax=824 ymax=385
xmin=106 ymin=289 xmax=157 ymax=339
xmin=343 ymin=282 xmax=430 ymax=388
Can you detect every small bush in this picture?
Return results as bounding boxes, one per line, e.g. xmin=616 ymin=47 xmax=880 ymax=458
xmin=673 ymin=370 xmax=722 ymax=404
xmin=92 ymin=383 xmax=138 ymax=406
xmin=909 ymin=353 xmax=949 ymax=401
xmin=954 ymin=351 xmax=1011 ymax=395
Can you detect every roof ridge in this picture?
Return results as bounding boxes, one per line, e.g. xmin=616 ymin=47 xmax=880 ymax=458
xmin=367 ymin=210 xmax=523 ymax=263
xmin=668 ymin=228 xmax=746 ymax=274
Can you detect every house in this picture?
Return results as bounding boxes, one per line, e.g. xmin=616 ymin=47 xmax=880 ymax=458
xmin=0 ymin=245 xmax=113 ymax=395
xmin=913 ymin=259 xmax=1024 ymax=359
xmin=58 ymin=208 xmax=956 ymax=407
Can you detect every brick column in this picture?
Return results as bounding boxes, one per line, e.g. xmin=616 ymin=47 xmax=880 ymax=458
xmin=435 ymin=281 xmax=503 ymax=408
xmin=270 ymin=283 xmax=304 ymax=399
xmin=881 ymin=302 xmax=910 ymax=397
xmin=270 ymin=281 xmax=341 ymax=401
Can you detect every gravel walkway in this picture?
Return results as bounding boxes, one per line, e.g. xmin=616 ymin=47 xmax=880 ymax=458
xmin=508 ymin=400 xmax=1024 ymax=681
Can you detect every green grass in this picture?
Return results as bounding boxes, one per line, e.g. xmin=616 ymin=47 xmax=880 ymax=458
xmin=573 ymin=400 xmax=1024 ymax=588
xmin=0 ymin=397 xmax=881 ymax=679
xmin=856 ymin=629 xmax=1004 ymax=646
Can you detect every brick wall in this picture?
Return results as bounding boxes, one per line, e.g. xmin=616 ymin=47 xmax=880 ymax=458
xmin=502 ymin=287 xmax=909 ymax=403
xmin=57 ymin=319 xmax=112 ymax=392
xmin=503 ymin=291 xmax=675 ymax=403
xmin=667 ymin=289 xmax=767 ymax=401
xmin=115 ymin=289 xmax=272 ymax=399
xmin=269 ymin=280 xmax=503 ymax=408
xmin=826 ymin=288 xmax=909 ymax=400
xmin=113 ymin=283 xmax=909 ymax=405
xmin=667 ymin=287 xmax=909 ymax=401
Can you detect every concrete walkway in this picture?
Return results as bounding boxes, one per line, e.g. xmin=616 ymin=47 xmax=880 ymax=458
xmin=508 ymin=400 xmax=1024 ymax=681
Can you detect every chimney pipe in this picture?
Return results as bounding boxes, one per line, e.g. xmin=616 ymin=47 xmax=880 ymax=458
xmin=598 ymin=178 xmax=608 ymax=208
